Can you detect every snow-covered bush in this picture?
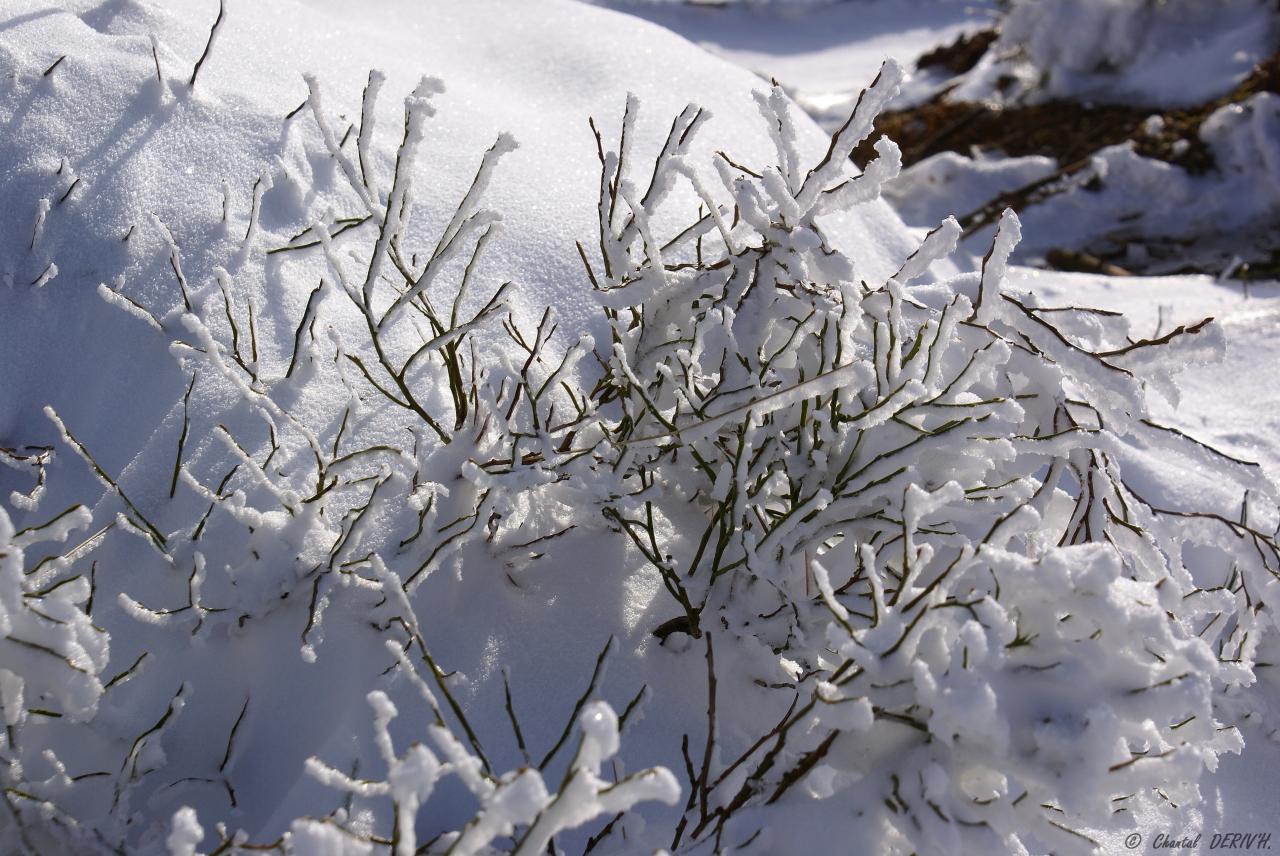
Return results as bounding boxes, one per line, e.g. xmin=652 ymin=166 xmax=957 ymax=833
xmin=958 ymin=0 xmax=1274 ymax=105
xmin=1 ymin=7 xmax=1278 ymax=855
xmin=579 ymin=61 xmax=1279 ymax=852
xmin=2 ymin=65 xmax=685 ymax=853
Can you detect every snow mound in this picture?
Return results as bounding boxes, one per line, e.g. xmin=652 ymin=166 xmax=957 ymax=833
xmin=0 ymin=0 xmax=919 ymax=456
xmin=2 ymin=2 xmax=1278 ymax=855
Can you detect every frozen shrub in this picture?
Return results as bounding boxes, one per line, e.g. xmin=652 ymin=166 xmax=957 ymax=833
xmin=584 ymin=59 xmax=1279 ymax=852
xmin=1 ymin=73 xmax=676 ymax=854
xmin=0 ymin=49 xmax=1276 ymax=856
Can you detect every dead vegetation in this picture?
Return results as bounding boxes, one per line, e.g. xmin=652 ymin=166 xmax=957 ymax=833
xmin=915 ymin=28 xmax=998 ymax=77
xmin=849 ymin=38 xmax=1280 ymax=275
xmin=854 ymin=49 xmax=1280 ymax=175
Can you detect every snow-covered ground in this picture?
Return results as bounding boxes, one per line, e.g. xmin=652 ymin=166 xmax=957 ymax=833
xmin=2 ymin=1 xmax=1278 ymax=854
xmin=588 ymin=0 xmax=998 ymax=111
xmin=952 ymin=0 xmax=1272 ymax=108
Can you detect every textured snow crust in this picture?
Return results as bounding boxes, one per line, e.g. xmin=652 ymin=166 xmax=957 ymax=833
xmin=1 ymin=2 xmax=1278 ymax=855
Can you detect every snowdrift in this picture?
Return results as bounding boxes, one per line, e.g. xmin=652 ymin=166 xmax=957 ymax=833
xmin=0 ymin=0 xmax=918 ymax=453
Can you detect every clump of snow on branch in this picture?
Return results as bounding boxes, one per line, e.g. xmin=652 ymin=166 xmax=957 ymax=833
xmin=0 ymin=503 xmax=107 ymax=726
xmin=305 ymin=689 xmax=676 ymax=856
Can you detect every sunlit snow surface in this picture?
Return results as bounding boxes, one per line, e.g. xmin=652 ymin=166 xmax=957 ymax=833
xmin=588 ymin=0 xmax=999 ymax=110
xmin=1 ymin=1 xmax=1279 ymax=854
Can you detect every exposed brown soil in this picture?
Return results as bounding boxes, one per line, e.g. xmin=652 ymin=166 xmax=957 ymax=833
xmin=855 ymin=99 xmax=1155 ymax=170
xmin=849 ymin=44 xmax=1280 ymax=276
xmin=1077 ymin=235 xmax=1280 ymax=280
xmin=853 ymin=51 xmax=1280 ymax=175
xmin=915 ymin=28 xmax=998 ymax=77
xmin=1044 ymin=249 xmax=1133 ymax=277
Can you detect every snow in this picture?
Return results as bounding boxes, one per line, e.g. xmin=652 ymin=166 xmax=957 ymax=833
xmin=2 ymin=1 xmax=1279 ymax=854
xmin=0 ymin=0 xmax=919 ymax=455
xmin=1020 ymin=270 xmax=1280 ymax=492
xmin=1016 ymin=269 xmax=1280 ymax=854
xmin=954 ymin=0 xmax=1274 ymax=107
xmin=591 ymin=0 xmax=998 ymax=111
xmin=890 ymin=94 xmax=1280 ymax=272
